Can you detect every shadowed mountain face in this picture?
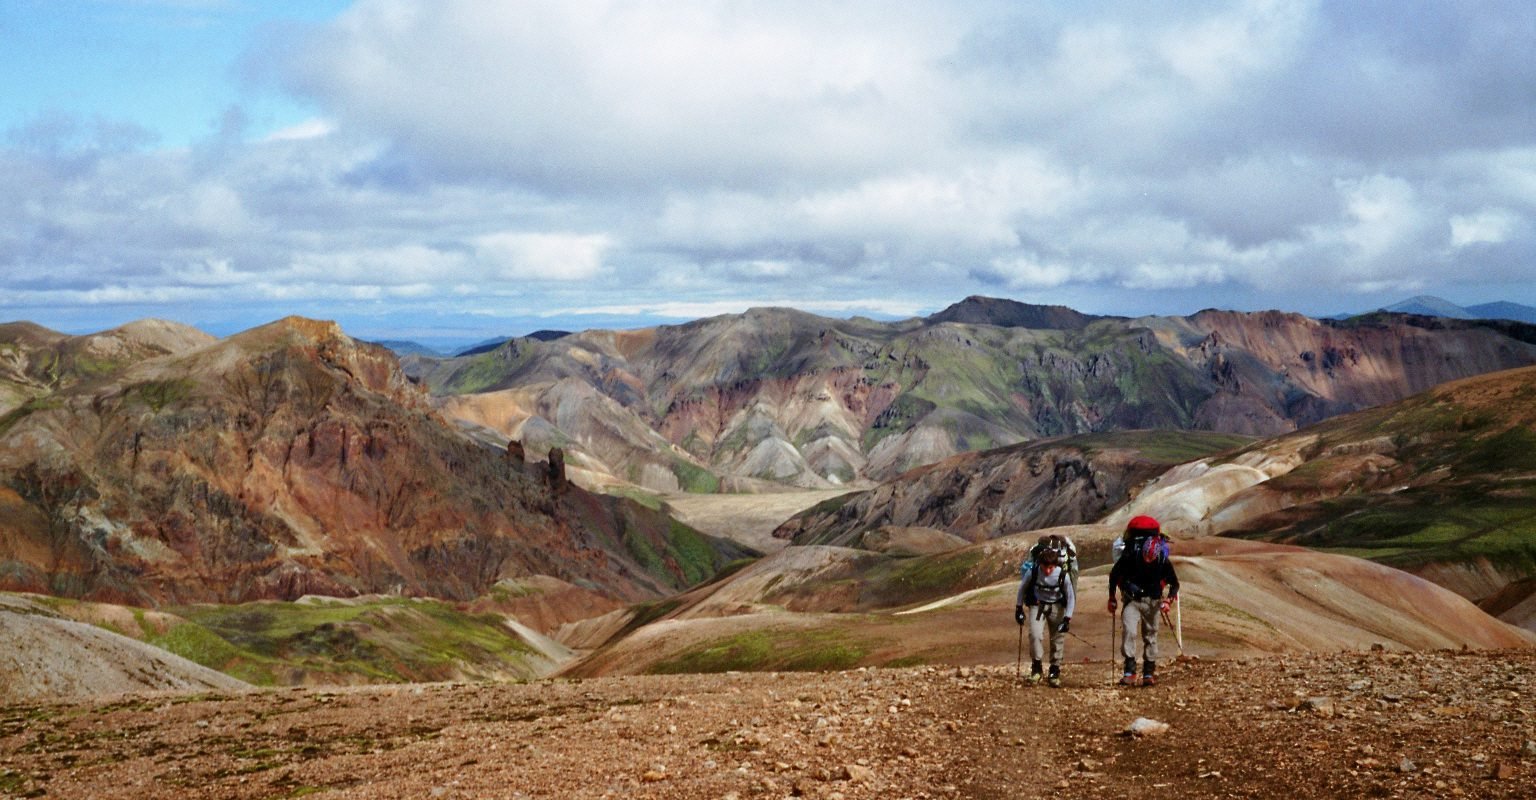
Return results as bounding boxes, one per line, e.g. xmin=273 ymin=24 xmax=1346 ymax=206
xmin=773 ymin=430 xmax=1252 ymax=550
xmin=0 ymin=318 xmax=751 ymax=606
xmin=403 ymin=298 xmax=1536 ymax=491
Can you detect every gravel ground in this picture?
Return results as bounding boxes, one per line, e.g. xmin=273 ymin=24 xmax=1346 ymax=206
xmin=2 ymin=649 xmax=1533 ymax=799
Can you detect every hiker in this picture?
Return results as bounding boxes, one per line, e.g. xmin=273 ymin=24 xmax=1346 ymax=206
xmin=1108 ymin=515 xmax=1179 ymax=687
xmin=1015 ymin=536 xmax=1075 ymax=687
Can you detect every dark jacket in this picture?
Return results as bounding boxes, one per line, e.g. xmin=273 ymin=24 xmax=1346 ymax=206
xmin=1109 ymin=553 xmax=1179 ymax=601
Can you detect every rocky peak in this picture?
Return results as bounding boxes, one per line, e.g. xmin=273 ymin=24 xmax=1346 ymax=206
xmin=925 ymin=295 xmax=1104 ymax=330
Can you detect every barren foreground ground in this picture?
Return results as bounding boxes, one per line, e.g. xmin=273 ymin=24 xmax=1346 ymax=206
xmin=3 ymin=650 xmax=1534 ymax=800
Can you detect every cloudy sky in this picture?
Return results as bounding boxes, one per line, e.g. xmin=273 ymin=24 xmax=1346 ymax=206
xmin=3 ymin=0 xmax=1534 ymax=346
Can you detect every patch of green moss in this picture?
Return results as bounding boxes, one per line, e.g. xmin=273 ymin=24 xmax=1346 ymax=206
xmin=667 ymin=521 xmax=718 ymax=587
xmin=1453 ymin=427 xmax=1536 ymax=474
xmin=160 ymin=597 xmax=540 ymax=685
xmin=623 ymin=529 xmax=668 ymax=575
xmin=0 ymin=769 xmax=37 ymax=797
xmin=66 ymin=354 xmax=126 ymax=380
xmin=1230 ymin=480 xmax=1536 ymax=575
xmin=437 ymin=343 xmax=538 ymax=395
xmin=132 ymin=607 xmax=155 ymax=638
xmin=671 ymin=460 xmax=720 ymax=494
xmin=607 ymin=485 xmax=664 ymax=510
xmin=149 ymin=621 xmax=257 ymax=675
xmin=1187 ymin=597 xmax=1275 ymax=630
xmin=0 ymin=396 xmax=60 ymax=436
xmin=712 ymin=557 xmax=760 ymax=582
xmin=1075 ymin=429 xmax=1253 ymax=464
xmin=866 ymin=549 xmax=986 ymax=600
xmin=126 ymin=378 xmax=195 ymax=412
xmin=864 ymin=394 xmax=936 ymax=449
xmin=647 ymin=629 xmax=868 ymax=674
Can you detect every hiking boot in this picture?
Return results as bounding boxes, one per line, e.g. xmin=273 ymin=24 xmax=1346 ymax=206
xmin=1047 ymin=665 xmax=1061 ymax=688
xmin=1027 ymin=671 xmax=1043 ymax=685
xmin=1028 ymin=660 xmax=1043 ymax=684
xmin=1119 ymin=673 xmax=1137 ymax=687
xmin=1141 ymin=673 xmax=1158 ymax=688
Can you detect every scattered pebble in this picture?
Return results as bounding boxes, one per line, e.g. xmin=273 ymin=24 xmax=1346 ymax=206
xmin=1125 ymin=718 xmax=1171 ymax=737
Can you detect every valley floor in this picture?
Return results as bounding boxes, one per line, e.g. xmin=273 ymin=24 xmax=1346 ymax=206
xmin=2 ymin=650 xmax=1533 ymax=799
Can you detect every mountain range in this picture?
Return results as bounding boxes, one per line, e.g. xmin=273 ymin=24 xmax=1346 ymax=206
xmin=401 ymin=296 xmax=1536 ymax=493
xmin=3 ymin=296 xmax=1535 ymax=701
xmin=1369 ymin=295 xmax=1536 ymax=323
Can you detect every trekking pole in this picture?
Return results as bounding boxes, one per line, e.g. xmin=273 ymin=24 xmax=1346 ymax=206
xmin=1159 ymin=604 xmax=1185 ymax=654
xmin=1109 ymin=600 xmax=1117 ymax=685
xmin=1176 ymin=594 xmax=1185 ymax=656
xmin=1065 ymin=629 xmax=1095 ymax=647
xmin=1016 ymin=622 xmax=1025 ymax=684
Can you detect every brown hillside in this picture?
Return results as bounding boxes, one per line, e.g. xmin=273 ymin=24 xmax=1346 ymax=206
xmin=565 ymin=534 xmax=1533 ymax=679
xmin=0 ymin=317 xmax=750 ymax=606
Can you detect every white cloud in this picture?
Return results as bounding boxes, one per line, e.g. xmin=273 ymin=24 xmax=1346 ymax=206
xmin=987 ymin=255 xmax=1108 ymax=290
xmin=556 ymin=298 xmax=928 ymax=320
xmin=5 ymin=1 xmax=1536 ymax=336
xmin=279 ymin=0 xmax=965 ymax=191
xmin=263 ymin=118 xmax=336 ymax=142
xmin=1155 ymin=0 xmax=1311 ymax=94
xmin=1450 ymin=208 xmax=1518 ymax=248
xmin=287 ymin=245 xmax=467 ymax=284
xmin=474 ymin=232 xmax=610 ymax=281
xmin=1331 ymin=175 xmax=1432 ymax=266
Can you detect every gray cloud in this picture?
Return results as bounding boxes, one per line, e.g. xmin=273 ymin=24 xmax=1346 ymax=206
xmin=3 ymin=0 xmax=1535 ymax=343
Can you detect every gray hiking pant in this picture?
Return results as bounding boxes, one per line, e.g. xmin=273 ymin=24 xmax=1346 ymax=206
xmin=1030 ymin=602 xmax=1068 ymax=666
xmin=1121 ymin=597 xmax=1161 ymax=663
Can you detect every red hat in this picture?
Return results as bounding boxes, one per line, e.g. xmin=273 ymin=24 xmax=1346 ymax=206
xmin=1126 ymin=515 xmax=1160 ymax=532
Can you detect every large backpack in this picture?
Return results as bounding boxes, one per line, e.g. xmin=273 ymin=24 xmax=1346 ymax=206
xmin=1020 ymin=534 xmax=1078 ymax=600
xmin=1113 ymin=515 xmax=1170 ymax=565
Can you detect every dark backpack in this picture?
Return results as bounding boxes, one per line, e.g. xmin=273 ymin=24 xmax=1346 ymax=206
xmin=1114 ymin=530 xmax=1170 ymax=565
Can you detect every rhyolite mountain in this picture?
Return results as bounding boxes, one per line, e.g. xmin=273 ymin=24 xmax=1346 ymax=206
xmin=0 ymin=317 xmax=751 ymax=607
xmin=403 ymin=296 xmax=1536 ymax=491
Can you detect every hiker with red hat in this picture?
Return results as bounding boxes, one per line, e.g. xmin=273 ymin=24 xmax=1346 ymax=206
xmin=1108 ymin=515 xmax=1180 ymax=687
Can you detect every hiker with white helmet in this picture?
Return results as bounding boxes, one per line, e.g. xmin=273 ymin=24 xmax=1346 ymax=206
xmin=1108 ymin=515 xmax=1180 ymax=687
xmin=1015 ymin=534 xmax=1075 ymax=687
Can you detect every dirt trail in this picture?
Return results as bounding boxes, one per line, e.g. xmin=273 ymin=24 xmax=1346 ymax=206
xmin=3 ymin=650 xmax=1532 ymax=799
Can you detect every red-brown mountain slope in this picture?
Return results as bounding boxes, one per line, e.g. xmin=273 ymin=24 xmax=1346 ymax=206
xmin=0 ymin=318 xmax=751 ymax=606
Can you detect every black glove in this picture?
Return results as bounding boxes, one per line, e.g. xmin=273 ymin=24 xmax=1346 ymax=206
xmin=1057 ymin=618 xmax=1071 ymax=634
xmin=1014 ymin=605 xmax=1026 ymax=625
